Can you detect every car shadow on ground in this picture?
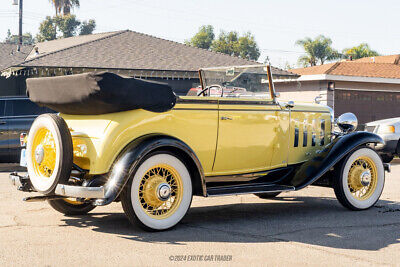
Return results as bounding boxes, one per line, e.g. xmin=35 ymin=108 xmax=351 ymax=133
xmin=60 ymin=196 xmax=400 ymax=251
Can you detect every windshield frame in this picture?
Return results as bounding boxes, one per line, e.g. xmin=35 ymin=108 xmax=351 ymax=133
xmin=198 ymin=64 xmax=276 ymax=101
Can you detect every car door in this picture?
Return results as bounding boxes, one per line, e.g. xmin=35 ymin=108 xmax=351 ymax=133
xmin=212 ymin=99 xmax=289 ymax=175
xmin=7 ymin=98 xmax=52 ymax=162
xmin=0 ymin=100 xmax=8 ymax=162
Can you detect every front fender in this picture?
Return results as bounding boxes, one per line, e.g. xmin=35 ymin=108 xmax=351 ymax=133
xmin=292 ymin=131 xmax=384 ymax=190
xmin=94 ymin=135 xmax=205 ymax=206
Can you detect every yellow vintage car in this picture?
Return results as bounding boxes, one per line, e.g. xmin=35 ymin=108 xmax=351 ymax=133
xmin=10 ymin=65 xmax=389 ymax=231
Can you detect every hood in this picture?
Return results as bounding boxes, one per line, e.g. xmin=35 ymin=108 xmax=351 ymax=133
xmin=365 ymin=117 xmax=400 ymax=126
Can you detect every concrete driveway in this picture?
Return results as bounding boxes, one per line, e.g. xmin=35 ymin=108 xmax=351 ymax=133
xmin=1 ymin=164 xmax=400 ymax=266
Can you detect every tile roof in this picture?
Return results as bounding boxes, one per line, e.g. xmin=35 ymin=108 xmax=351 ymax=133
xmin=290 ymin=58 xmax=400 ymax=79
xmin=15 ymin=30 xmax=294 ymax=76
xmin=289 ymin=63 xmax=338 ymax=76
xmin=354 ymin=54 xmax=400 ymax=64
xmin=0 ymin=43 xmax=32 ymax=71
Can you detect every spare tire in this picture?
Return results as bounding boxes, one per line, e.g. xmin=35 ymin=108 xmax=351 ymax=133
xmin=26 ymin=114 xmax=73 ymax=195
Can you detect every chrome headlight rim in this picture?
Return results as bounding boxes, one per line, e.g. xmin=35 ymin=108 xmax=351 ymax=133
xmin=336 ymin=112 xmax=358 ymax=134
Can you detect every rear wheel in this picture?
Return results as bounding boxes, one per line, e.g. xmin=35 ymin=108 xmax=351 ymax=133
xmin=48 ymin=198 xmax=96 ymax=215
xmin=333 ymin=147 xmax=384 ymax=210
xmin=120 ymin=152 xmax=192 ymax=231
xmin=26 ymin=114 xmax=73 ymax=195
xmin=255 ymin=192 xmax=281 ymax=199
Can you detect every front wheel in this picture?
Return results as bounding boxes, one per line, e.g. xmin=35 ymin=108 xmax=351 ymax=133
xmin=120 ymin=152 xmax=192 ymax=231
xmin=333 ymin=147 xmax=385 ymax=210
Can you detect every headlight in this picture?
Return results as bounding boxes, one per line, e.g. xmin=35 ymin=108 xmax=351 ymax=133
xmin=378 ymin=125 xmax=395 ymax=134
xmin=336 ymin=112 xmax=358 ymax=133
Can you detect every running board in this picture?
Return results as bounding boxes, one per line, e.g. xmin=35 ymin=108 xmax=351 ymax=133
xmin=206 ymin=184 xmax=295 ymax=197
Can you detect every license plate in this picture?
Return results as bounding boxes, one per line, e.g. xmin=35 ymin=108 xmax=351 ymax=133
xmin=20 ymin=148 xmax=27 ymax=167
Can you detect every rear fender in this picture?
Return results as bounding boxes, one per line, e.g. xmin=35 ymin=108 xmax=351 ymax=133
xmin=292 ymin=131 xmax=384 ymax=189
xmin=94 ymin=135 xmax=205 ymax=206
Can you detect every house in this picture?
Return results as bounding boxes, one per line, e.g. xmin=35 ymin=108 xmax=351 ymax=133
xmin=0 ymin=43 xmax=32 ymax=95
xmin=1 ymin=30 xmax=296 ymax=96
xmin=274 ymin=55 xmax=400 ymax=124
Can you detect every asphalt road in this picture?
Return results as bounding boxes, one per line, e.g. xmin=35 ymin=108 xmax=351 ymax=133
xmin=1 ymin=164 xmax=400 ymax=266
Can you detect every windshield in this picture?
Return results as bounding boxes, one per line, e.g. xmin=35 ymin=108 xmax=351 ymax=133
xmin=199 ymin=65 xmax=273 ymax=99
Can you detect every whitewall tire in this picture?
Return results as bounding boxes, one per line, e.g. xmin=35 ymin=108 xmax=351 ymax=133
xmin=121 ymin=152 xmax=192 ymax=231
xmin=27 ymin=114 xmax=73 ymax=194
xmin=333 ymin=147 xmax=384 ymax=210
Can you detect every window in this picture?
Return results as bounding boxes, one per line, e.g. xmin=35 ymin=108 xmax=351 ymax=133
xmin=7 ymin=99 xmax=52 ymax=117
xmin=199 ymin=65 xmax=272 ymax=99
xmin=0 ymin=101 xmax=5 ymax=117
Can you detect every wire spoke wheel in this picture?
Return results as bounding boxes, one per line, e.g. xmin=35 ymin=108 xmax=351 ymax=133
xmin=347 ymin=156 xmax=378 ymax=201
xmin=333 ymin=147 xmax=385 ymax=211
xmin=138 ymin=164 xmax=183 ymax=219
xmin=121 ymin=152 xmax=192 ymax=231
xmin=27 ymin=114 xmax=73 ymax=195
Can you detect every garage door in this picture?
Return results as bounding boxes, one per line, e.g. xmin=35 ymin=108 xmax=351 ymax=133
xmin=335 ymin=89 xmax=400 ymax=125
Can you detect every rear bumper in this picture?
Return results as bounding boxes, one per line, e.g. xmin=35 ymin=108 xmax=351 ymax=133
xmin=9 ymin=172 xmax=105 ymax=199
xmin=10 ymin=172 xmax=23 ymax=187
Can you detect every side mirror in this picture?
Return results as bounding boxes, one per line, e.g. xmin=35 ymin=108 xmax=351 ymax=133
xmin=285 ymin=101 xmax=294 ymax=109
xmin=337 ymin=112 xmax=358 ymax=133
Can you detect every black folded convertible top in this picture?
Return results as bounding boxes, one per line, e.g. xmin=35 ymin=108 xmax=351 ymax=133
xmin=26 ymin=72 xmax=177 ymax=115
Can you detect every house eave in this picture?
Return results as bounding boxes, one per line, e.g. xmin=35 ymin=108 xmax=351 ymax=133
xmin=295 ymin=74 xmax=400 ymax=84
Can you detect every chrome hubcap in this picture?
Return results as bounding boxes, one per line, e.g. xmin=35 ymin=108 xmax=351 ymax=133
xmin=360 ymin=171 xmax=371 ymax=186
xmin=34 ymin=144 xmax=44 ymax=164
xmin=157 ymin=183 xmax=171 ymax=201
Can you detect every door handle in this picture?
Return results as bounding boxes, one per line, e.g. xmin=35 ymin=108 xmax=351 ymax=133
xmin=220 ymin=116 xmax=233 ymax=121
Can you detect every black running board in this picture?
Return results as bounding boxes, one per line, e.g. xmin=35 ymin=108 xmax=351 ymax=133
xmin=206 ymin=184 xmax=295 ymax=197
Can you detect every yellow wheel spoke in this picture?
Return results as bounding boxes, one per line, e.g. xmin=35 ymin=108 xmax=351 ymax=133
xmin=31 ymin=128 xmax=57 ymax=178
xmin=347 ymin=156 xmax=378 ymax=200
xmin=138 ymin=163 xmax=183 ymax=219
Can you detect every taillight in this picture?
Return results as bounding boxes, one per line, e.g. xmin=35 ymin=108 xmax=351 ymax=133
xmin=20 ymin=133 xmax=27 ymax=147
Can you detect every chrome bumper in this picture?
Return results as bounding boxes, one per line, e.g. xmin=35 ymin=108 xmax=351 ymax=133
xmin=55 ymin=184 xmax=105 ymax=198
xmin=9 ymin=172 xmax=24 ymax=187
xmin=9 ymin=172 xmax=105 ymax=199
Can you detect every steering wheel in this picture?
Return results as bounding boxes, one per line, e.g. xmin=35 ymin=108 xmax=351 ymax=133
xmin=197 ymin=84 xmax=222 ymax=96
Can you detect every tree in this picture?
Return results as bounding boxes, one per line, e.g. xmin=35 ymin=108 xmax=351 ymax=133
xmin=54 ymin=15 xmax=81 ymax=38
xmin=49 ymin=0 xmax=80 ymax=15
xmin=212 ymin=31 xmax=238 ymax=55
xmin=296 ymin=35 xmax=340 ymax=66
xmin=79 ymin=20 xmax=96 ymax=36
xmin=185 ymin=25 xmax=260 ymax=61
xmin=62 ymin=0 xmax=80 ymax=15
xmin=36 ymin=15 xmax=96 ymax=42
xmin=236 ymin=32 xmax=260 ymax=61
xmin=5 ymin=30 xmax=35 ymax=45
xmin=342 ymin=43 xmax=379 ymax=59
xmin=212 ymin=31 xmax=260 ymax=61
xmin=185 ymin=25 xmax=215 ymax=50
xmin=36 ymin=16 xmax=57 ymax=42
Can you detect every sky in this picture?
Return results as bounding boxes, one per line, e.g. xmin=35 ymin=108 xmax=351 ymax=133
xmin=1 ymin=0 xmax=400 ymax=68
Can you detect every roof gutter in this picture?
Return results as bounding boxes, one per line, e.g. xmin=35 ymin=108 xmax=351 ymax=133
xmin=286 ymin=74 xmax=400 ymax=85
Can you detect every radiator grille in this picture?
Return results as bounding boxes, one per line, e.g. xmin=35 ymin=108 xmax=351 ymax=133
xmin=365 ymin=126 xmax=376 ymax=133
